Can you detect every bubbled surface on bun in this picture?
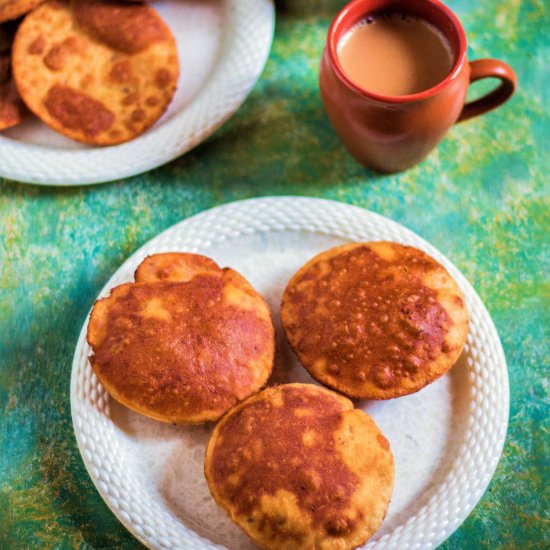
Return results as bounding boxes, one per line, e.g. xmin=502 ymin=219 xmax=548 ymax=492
xmin=281 ymin=242 xmax=469 ymax=399
xmin=205 ymin=383 xmax=394 ymax=550
xmin=87 ymin=253 xmax=275 ymax=424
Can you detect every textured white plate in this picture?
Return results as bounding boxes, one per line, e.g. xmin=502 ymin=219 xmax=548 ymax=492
xmin=0 ymin=0 xmax=274 ymax=185
xmin=71 ymin=197 xmax=509 ymax=550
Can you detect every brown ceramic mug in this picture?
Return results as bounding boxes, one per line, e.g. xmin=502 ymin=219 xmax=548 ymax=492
xmin=319 ymin=0 xmax=517 ymax=172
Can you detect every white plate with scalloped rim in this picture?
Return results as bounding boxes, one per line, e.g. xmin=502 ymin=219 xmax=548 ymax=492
xmin=71 ymin=197 xmax=509 ymax=550
xmin=0 ymin=0 xmax=274 ymax=186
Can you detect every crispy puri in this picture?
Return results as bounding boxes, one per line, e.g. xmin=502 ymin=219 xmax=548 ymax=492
xmin=281 ymin=242 xmax=469 ymax=400
xmin=87 ymin=254 xmax=275 ymax=424
xmin=0 ymin=0 xmax=43 ymax=24
xmin=12 ymin=0 xmax=178 ymax=144
xmin=0 ymin=63 xmax=28 ymax=129
xmin=134 ymin=252 xmax=220 ymax=283
xmin=0 ymin=25 xmax=29 ymax=129
xmin=205 ymin=383 xmax=394 ymax=550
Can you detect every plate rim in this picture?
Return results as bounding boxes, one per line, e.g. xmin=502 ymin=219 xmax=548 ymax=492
xmin=0 ymin=0 xmax=275 ymax=186
xmin=70 ymin=196 xmax=509 ymax=550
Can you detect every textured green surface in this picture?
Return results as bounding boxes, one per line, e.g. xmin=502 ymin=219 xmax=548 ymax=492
xmin=0 ymin=0 xmax=548 ymax=548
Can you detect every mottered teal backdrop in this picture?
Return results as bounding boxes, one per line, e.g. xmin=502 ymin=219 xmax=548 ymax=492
xmin=0 ymin=0 xmax=548 ymax=548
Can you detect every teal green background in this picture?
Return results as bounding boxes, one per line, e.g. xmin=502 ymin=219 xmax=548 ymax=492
xmin=0 ymin=0 xmax=548 ymax=548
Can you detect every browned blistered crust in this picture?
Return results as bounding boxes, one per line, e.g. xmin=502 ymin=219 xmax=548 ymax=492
xmin=87 ymin=253 xmax=275 ymax=424
xmin=281 ymin=242 xmax=469 ymax=400
xmin=205 ymin=383 xmax=394 ymax=550
xmin=12 ymin=0 xmax=178 ymax=144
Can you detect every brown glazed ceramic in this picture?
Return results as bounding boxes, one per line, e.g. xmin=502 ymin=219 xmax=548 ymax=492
xmin=319 ymin=0 xmax=517 ymax=172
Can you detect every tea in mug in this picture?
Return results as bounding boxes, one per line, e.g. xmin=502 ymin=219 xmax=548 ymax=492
xmin=338 ymin=12 xmax=455 ymax=96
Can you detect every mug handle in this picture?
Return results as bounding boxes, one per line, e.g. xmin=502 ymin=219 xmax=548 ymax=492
xmin=457 ymin=59 xmax=517 ymax=122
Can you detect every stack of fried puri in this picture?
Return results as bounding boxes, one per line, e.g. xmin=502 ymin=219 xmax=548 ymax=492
xmin=1 ymin=0 xmax=179 ymax=143
xmin=205 ymin=383 xmax=394 ymax=550
xmin=87 ymin=253 xmax=275 ymax=423
xmin=281 ymin=241 xmax=469 ymax=399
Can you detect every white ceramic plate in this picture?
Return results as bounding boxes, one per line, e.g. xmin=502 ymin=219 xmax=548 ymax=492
xmin=71 ymin=197 xmax=509 ymax=550
xmin=0 ymin=0 xmax=274 ymax=186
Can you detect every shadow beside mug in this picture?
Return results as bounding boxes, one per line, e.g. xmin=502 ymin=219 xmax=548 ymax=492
xmin=319 ymin=0 xmax=517 ymax=173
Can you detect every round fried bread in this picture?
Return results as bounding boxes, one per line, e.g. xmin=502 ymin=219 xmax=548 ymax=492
xmin=87 ymin=255 xmax=275 ymax=424
xmin=0 ymin=61 xmax=28 ymax=129
xmin=205 ymin=383 xmax=394 ymax=550
xmin=0 ymin=0 xmax=43 ymax=24
xmin=12 ymin=0 xmax=178 ymax=144
xmin=0 ymin=25 xmax=29 ymax=129
xmin=134 ymin=252 xmax=220 ymax=283
xmin=281 ymin=242 xmax=469 ymax=400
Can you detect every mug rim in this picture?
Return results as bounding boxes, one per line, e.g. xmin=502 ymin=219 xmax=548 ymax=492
xmin=327 ymin=0 xmax=468 ymax=103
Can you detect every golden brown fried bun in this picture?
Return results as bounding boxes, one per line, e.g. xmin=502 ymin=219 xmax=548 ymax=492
xmin=12 ymin=0 xmax=178 ymax=144
xmin=134 ymin=252 xmax=220 ymax=283
xmin=0 ymin=57 xmax=28 ymax=129
xmin=0 ymin=0 xmax=43 ymax=24
xmin=205 ymin=383 xmax=394 ymax=550
xmin=281 ymin=242 xmax=469 ymax=400
xmin=0 ymin=25 xmax=29 ymax=129
xmin=87 ymin=254 xmax=275 ymax=423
